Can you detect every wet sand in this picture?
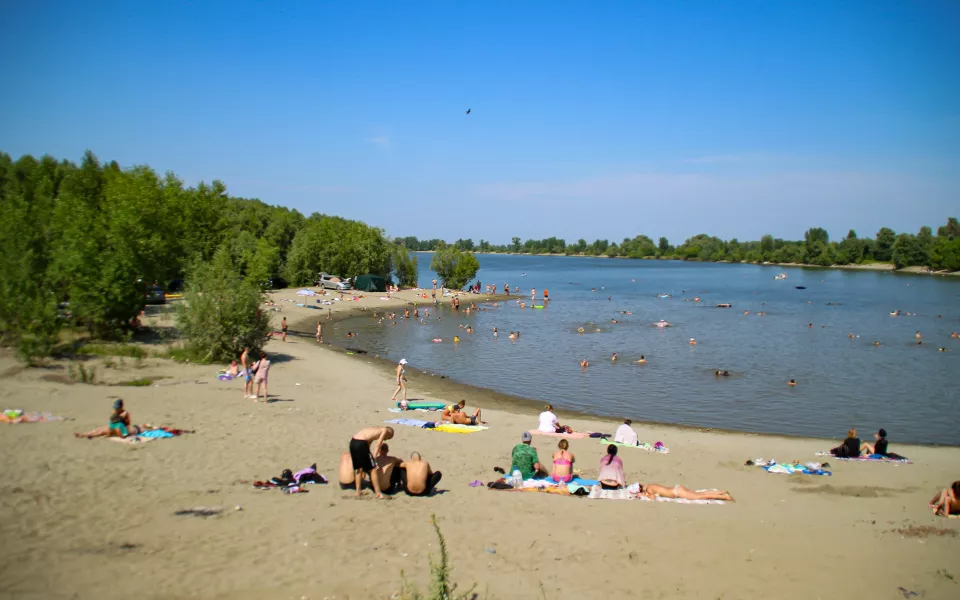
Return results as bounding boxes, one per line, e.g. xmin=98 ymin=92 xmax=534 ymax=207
xmin=1 ymin=290 xmax=958 ymax=599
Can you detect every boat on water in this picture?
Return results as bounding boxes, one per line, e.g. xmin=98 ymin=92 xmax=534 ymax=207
xmin=795 ymin=285 xmax=806 ymax=290
xmin=774 ymin=273 xmax=788 ymax=280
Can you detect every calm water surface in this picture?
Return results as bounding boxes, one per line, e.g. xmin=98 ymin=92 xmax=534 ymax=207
xmin=342 ymin=254 xmax=960 ymax=445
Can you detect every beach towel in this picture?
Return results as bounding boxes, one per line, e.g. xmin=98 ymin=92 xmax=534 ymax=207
xmin=432 ymin=423 xmax=488 ymax=434
xmin=760 ymin=462 xmax=831 ymax=476
xmin=815 ymin=452 xmax=910 ymax=464
xmin=599 ymin=438 xmax=669 ymax=454
xmin=529 ymin=429 xmax=590 ymax=440
xmin=1 ymin=409 xmax=66 ymax=424
xmin=217 ymin=372 xmax=237 ymax=381
xmin=385 ymin=418 xmax=431 ymax=428
xmin=588 ymin=484 xmax=729 ymax=504
xmin=108 ymin=427 xmax=190 ymax=445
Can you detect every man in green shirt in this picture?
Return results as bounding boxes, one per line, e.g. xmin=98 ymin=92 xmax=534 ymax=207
xmin=511 ymin=432 xmax=545 ymax=479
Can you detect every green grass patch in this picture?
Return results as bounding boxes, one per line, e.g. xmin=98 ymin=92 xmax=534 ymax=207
xmin=77 ymin=343 xmax=147 ymax=359
xmin=114 ymin=376 xmax=166 ymax=387
xmin=154 ymin=345 xmax=211 ymax=364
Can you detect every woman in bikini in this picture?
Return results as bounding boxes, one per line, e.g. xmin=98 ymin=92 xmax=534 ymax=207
xmin=390 ymin=359 xmax=408 ymax=405
xmin=252 ymin=352 xmax=271 ymax=402
xmin=551 ymin=439 xmax=575 ymax=483
xmin=637 ymin=484 xmax=734 ymax=502
xmin=75 ymin=399 xmax=142 ymax=438
xmin=930 ymin=481 xmax=960 ymax=516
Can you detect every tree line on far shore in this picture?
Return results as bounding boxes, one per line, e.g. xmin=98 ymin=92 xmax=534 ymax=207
xmin=398 ymin=219 xmax=960 ymax=271
xmin=0 ymin=150 xmax=420 ymax=361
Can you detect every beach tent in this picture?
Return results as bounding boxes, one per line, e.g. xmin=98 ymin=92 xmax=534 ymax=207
xmin=354 ymin=274 xmax=387 ymax=292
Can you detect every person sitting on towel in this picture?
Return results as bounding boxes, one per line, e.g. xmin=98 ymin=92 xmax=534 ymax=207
xmin=441 ymin=400 xmax=482 ymax=426
xmin=930 ymin=481 xmax=960 ymax=517
xmin=830 ymin=428 xmax=862 ymax=458
xmin=598 ymin=445 xmax=626 ymax=490
xmin=614 ymin=419 xmax=638 ymax=446
xmin=637 ymin=483 xmax=734 ymax=502
xmin=538 ymin=404 xmax=572 ymax=434
xmin=398 ymin=452 xmax=443 ymax=496
xmin=859 ymin=428 xmax=888 ymax=456
xmin=74 ymin=399 xmax=141 ymax=439
xmin=551 ymin=439 xmax=576 ymax=483
xmin=511 ymin=432 xmax=547 ymax=479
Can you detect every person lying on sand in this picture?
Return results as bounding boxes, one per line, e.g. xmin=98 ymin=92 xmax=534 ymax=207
xmin=636 ymin=484 xmax=734 ymax=502
xmin=551 ymin=439 xmax=575 ymax=483
xmin=930 ymin=481 xmax=960 ymax=516
xmin=441 ymin=400 xmax=482 ymax=425
xmin=511 ymin=432 xmax=547 ymax=479
xmin=398 ymin=452 xmax=443 ymax=496
xmin=348 ymin=426 xmax=394 ymax=498
xmin=75 ymin=399 xmax=142 ymax=439
xmin=598 ymin=445 xmax=626 ymax=490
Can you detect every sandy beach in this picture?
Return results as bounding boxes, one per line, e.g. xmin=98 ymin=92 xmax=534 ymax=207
xmin=1 ymin=293 xmax=959 ymax=600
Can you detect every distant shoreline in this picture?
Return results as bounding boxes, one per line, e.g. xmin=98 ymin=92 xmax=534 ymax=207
xmin=414 ymin=251 xmax=960 ymax=276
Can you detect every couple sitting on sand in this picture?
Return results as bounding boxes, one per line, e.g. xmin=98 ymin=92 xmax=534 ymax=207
xmin=830 ymin=428 xmax=901 ymax=459
xmin=509 ymin=433 xmax=733 ymax=501
xmin=440 ymin=400 xmax=482 ymax=426
xmin=930 ymin=481 xmax=960 ymax=517
xmin=341 ymin=426 xmax=442 ymax=499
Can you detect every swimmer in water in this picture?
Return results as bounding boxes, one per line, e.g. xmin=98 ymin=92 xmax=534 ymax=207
xmin=744 ymin=310 xmax=750 ymax=316
xmin=346 ymin=332 xmax=356 ymax=338
xmin=788 ymin=379 xmax=797 ymax=386
xmin=611 ymin=353 xmax=619 ymax=362
xmin=577 ymin=327 xmax=585 ymax=334
xmin=611 ymin=319 xmax=618 ymax=324
xmin=493 ymin=327 xmax=498 ymax=339
xmin=915 ymin=330 xmax=922 ymax=341
xmin=808 ymin=323 xmax=813 ymax=328
xmin=694 ymin=296 xmax=700 ymax=303
xmin=848 ymin=333 xmax=855 ymax=339
xmin=689 ymin=338 xmax=697 ymax=345
xmin=466 ymin=326 xmax=473 ymax=334
xmin=636 ymin=355 xmax=647 ymax=364
xmin=580 ymin=358 xmax=589 ymax=368
xmin=508 ymin=332 xmax=516 ymax=342
xmin=873 ymin=341 xmax=881 ymax=347
xmin=939 ymin=347 xmax=947 ymax=352
xmin=453 ymin=336 xmax=460 ymax=344
xmin=953 ymin=332 xmax=959 ymax=339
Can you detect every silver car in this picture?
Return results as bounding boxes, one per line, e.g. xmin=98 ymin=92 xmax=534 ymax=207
xmin=317 ymin=272 xmax=351 ymax=291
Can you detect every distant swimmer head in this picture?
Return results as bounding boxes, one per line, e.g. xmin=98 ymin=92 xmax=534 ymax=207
xmin=788 ymin=379 xmax=797 ymax=386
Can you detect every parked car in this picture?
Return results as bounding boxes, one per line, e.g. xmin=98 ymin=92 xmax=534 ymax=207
xmin=166 ymin=279 xmax=185 ymax=293
xmin=317 ymin=272 xmax=351 ymax=291
xmin=263 ymin=276 xmax=288 ymax=290
xmin=144 ymin=286 xmax=166 ymax=305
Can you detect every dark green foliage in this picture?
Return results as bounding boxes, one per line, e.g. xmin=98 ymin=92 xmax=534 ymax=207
xmin=874 ymin=227 xmax=896 ymax=261
xmin=284 ymin=215 xmax=392 ymax=286
xmin=392 ymin=244 xmax=419 ymax=288
xmin=176 ymin=247 xmax=270 ymax=363
xmin=430 ymin=244 xmax=480 ymax=289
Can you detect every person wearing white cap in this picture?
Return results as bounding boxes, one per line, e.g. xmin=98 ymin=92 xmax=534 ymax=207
xmin=390 ymin=358 xmax=409 ymax=405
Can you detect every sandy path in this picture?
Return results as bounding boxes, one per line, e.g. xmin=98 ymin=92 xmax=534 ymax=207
xmin=1 ymin=327 xmax=958 ymax=599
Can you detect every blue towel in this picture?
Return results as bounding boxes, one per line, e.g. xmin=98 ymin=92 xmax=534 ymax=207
xmin=384 ymin=418 xmax=430 ymax=428
xmin=138 ymin=429 xmax=175 ymax=439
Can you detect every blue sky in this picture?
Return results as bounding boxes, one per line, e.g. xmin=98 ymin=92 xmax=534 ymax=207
xmin=1 ymin=1 xmax=957 ymax=244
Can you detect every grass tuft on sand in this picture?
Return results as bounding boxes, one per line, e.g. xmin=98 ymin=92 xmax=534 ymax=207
xmin=400 ymin=515 xmax=478 ymax=600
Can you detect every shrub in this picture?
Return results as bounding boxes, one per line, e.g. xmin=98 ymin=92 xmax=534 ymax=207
xmin=430 ymin=245 xmax=480 ymax=290
xmin=400 ymin=515 xmax=477 ymax=600
xmin=176 ymin=247 xmax=270 ymax=363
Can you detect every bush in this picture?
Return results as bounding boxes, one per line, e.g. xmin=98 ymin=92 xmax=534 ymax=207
xmin=430 ymin=245 xmax=480 ymax=290
xmin=393 ymin=244 xmax=419 ymax=288
xmin=400 ymin=515 xmax=477 ymax=600
xmin=176 ymin=247 xmax=270 ymax=363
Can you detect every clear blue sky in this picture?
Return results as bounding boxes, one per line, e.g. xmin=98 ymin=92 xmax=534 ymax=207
xmin=2 ymin=1 xmax=957 ymax=244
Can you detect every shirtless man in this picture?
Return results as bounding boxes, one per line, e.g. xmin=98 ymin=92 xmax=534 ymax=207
xmin=240 ymin=347 xmax=253 ymax=399
xmin=637 ymin=483 xmax=734 ymax=502
xmin=374 ymin=443 xmax=403 ymax=493
xmin=399 ymin=452 xmax=442 ymax=496
xmin=441 ymin=400 xmax=482 ymax=425
xmin=348 ymin=426 xmax=394 ymax=498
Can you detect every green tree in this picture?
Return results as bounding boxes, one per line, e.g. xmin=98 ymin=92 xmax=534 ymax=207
xmin=284 ymin=216 xmax=391 ymax=285
xmin=430 ymin=245 xmax=480 ymax=289
xmin=392 ymin=244 xmax=419 ymax=288
xmin=658 ymin=237 xmax=670 ymax=255
xmin=891 ymin=233 xmax=925 ymax=268
xmin=511 ymin=237 xmax=521 ymax=253
xmin=177 ymin=247 xmax=270 ymax=363
xmin=874 ymin=227 xmax=896 ymax=261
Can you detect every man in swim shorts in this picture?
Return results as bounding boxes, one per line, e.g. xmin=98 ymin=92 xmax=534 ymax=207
xmin=348 ymin=426 xmax=394 ymax=498
xmin=240 ymin=346 xmax=253 ymax=399
xmin=399 ymin=452 xmax=442 ymax=496
xmin=441 ymin=400 xmax=482 ymax=425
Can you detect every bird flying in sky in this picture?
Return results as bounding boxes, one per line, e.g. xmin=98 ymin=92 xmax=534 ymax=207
xmin=465 ymin=108 xmax=471 ymax=115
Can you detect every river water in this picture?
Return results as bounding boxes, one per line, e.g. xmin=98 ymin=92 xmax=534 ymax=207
xmin=342 ymin=254 xmax=960 ymax=445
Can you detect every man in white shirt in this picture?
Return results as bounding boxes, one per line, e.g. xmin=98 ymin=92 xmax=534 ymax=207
xmin=614 ymin=419 xmax=638 ymax=446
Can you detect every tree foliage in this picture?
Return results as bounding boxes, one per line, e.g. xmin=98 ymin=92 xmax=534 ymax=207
xmin=176 ymin=248 xmax=270 ymax=363
xmin=392 ymin=244 xmax=419 ymax=288
xmin=430 ymin=245 xmax=480 ymax=289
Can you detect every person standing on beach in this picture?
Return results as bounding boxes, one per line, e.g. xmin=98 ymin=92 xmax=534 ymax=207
xmin=432 ymin=279 xmax=437 ymax=299
xmin=316 ymin=321 xmax=323 ymax=343
xmin=240 ymin=347 xmax=253 ymax=399
xmin=390 ymin=359 xmax=408 ymax=405
xmin=348 ymin=426 xmax=394 ymax=498
xmin=252 ymin=352 xmax=271 ymax=402
xmin=281 ymin=317 xmax=288 ymax=342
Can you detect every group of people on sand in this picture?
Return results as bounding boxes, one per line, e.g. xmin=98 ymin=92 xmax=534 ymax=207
xmin=341 ymin=426 xmax=442 ymax=499
xmin=239 ymin=347 xmax=271 ymax=402
xmin=829 ymin=428 xmax=901 ymax=459
xmin=508 ymin=430 xmax=733 ymax=501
